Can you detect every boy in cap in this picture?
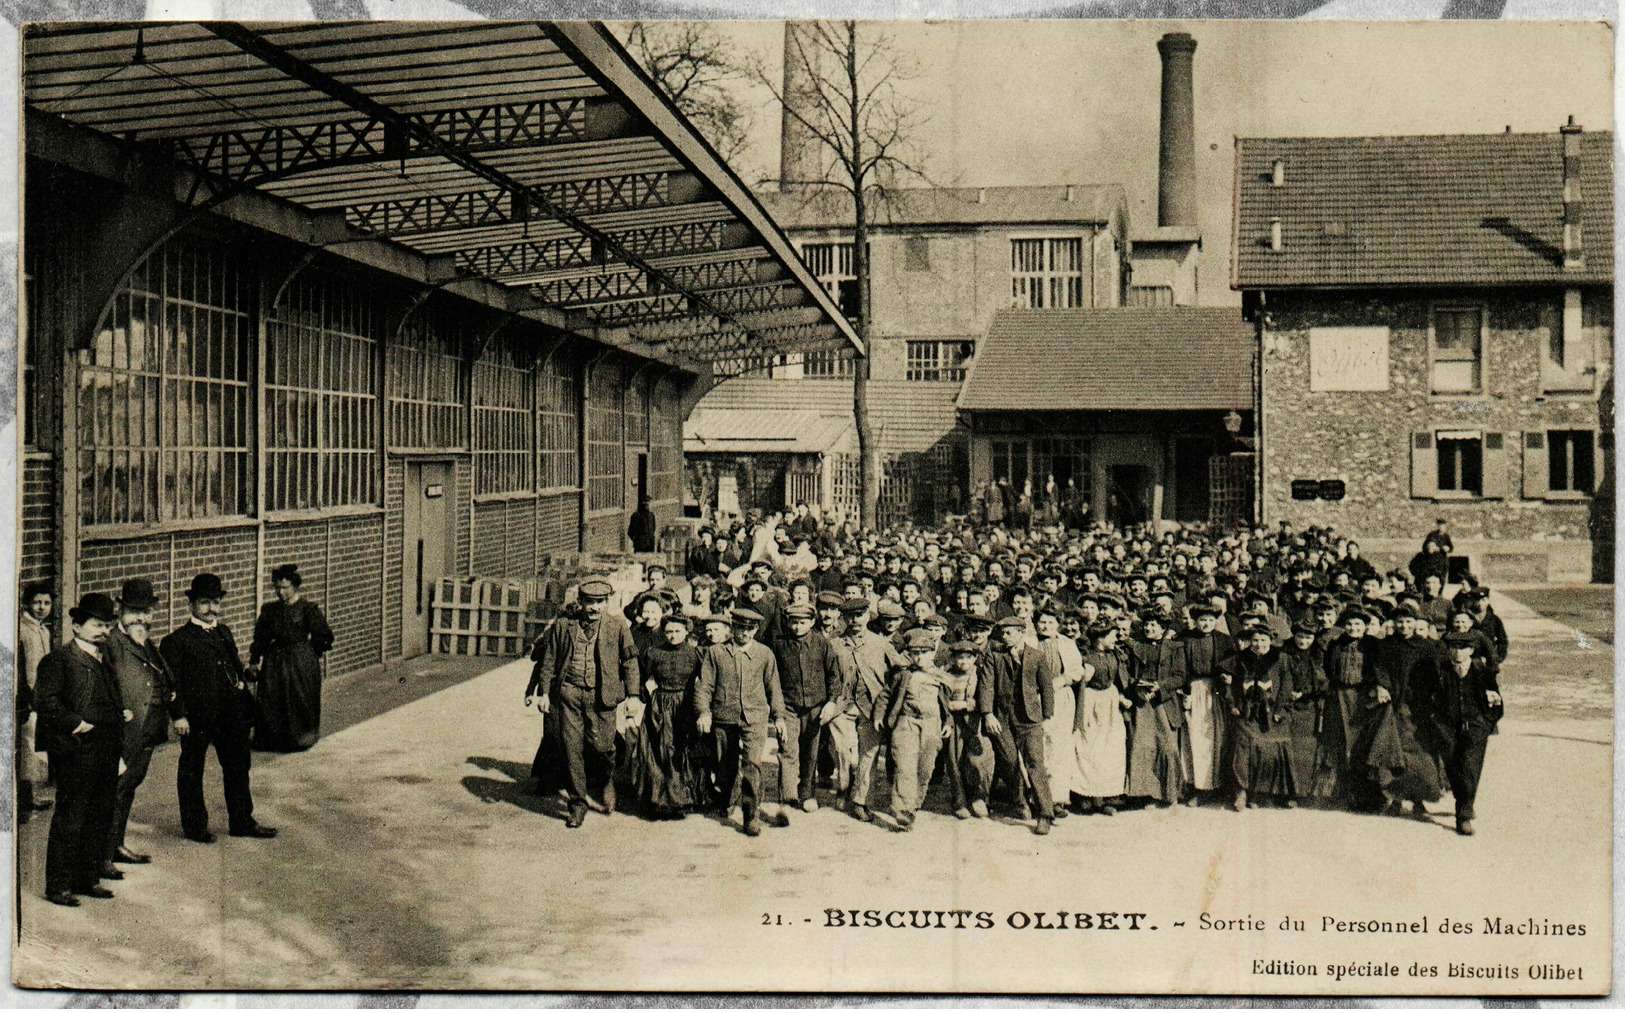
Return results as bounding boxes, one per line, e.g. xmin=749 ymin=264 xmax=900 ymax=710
xmin=161 ymin=574 xmax=276 ymax=843
xmin=938 ymin=640 xmax=993 ymax=819
xmin=874 ymin=628 xmax=950 ymax=829
xmin=978 ymin=616 xmax=1057 ymax=835
xmin=34 ymin=592 xmax=127 ymax=905
xmin=695 ymin=608 xmax=787 ymax=836
xmin=773 ymin=603 xmax=842 ymax=813
xmin=526 ymin=578 xmax=642 ymax=829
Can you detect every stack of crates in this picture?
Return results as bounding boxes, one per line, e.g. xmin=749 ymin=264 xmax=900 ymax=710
xmin=432 ymin=558 xmax=652 ymax=658
xmin=479 ymin=580 xmax=530 ymax=657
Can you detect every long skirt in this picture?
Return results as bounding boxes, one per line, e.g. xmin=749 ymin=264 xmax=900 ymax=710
xmin=1233 ymin=712 xmax=1295 ymax=798
xmin=1126 ymin=701 xmax=1184 ymax=802
xmin=1073 ymin=686 xmax=1128 ymax=798
xmin=626 ymin=689 xmax=700 ymax=810
xmin=1313 ymin=686 xmax=1378 ymax=804
xmin=1182 ymin=678 xmax=1226 ymax=791
xmin=253 ymin=643 xmax=322 ymax=752
xmin=1044 ymin=681 xmax=1080 ymax=800
xmin=1359 ymin=705 xmax=1444 ymax=803
xmin=940 ymin=713 xmax=993 ymax=810
xmin=1284 ymin=702 xmax=1321 ymax=795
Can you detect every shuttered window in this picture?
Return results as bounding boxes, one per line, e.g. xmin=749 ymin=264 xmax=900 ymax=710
xmin=1548 ymin=429 xmax=1596 ymax=494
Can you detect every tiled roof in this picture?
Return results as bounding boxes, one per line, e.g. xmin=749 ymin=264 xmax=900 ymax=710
xmin=1233 ymin=130 xmax=1614 ymax=289
xmin=683 ymin=408 xmax=855 ymax=455
xmin=956 ymin=308 xmax=1253 ymax=412
xmin=757 ymin=185 xmax=1127 ymax=231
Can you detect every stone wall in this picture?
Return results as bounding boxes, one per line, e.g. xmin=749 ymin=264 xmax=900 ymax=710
xmin=1261 ymin=286 xmax=1611 ymax=581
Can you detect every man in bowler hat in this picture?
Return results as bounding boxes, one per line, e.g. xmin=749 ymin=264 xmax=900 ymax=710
xmin=33 ymin=592 xmax=127 ymax=905
xmin=104 ymin=578 xmax=187 ymax=867
xmin=160 ymin=574 xmax=277 ymax=843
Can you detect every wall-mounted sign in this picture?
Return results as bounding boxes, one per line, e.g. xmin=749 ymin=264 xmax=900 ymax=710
xmin=425 ymin=484 xmax=444 ymax=499
xmin=1309 ymin=326 xmax=1390 ymax=391
xmin=1291 ymin=479 xmax=1347 ymax=501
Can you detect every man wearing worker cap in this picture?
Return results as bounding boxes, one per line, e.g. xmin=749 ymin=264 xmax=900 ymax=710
xmin=829 ymin=596 xmax=905 ymax=822
xmin=1437 ymin=632 xmax=1502 ymax=836
xmin=695 ymin=608 xmax=786 ymax=836
xmin=873 ymin=628 xmax=950 ymax=830
xmin=526 ymin=577 xmax=642 ymax=829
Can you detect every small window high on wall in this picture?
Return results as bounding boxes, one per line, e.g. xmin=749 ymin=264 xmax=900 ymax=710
xmin=1430 ymin=306 xmax=1483 ymax=394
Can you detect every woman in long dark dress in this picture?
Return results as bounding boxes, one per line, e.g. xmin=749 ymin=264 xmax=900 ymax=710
xmin=251 ymin=563 xmax=334 ymax=752
xmin=627 ymin=614 xmax=703 ymax=817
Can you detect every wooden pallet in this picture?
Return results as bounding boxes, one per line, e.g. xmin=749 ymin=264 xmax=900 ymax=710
xmin=480 ymin=580 xmax=530 ymax=657
xmin=430 ymin=578 xmax=482 ymax=655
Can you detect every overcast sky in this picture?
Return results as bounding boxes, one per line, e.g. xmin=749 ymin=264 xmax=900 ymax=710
xmin=697 ymin=19 xmax=1612 ymax=305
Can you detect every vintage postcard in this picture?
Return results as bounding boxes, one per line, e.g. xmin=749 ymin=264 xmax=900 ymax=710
xmin=10 ymin=16 xmax=1614 ymax=996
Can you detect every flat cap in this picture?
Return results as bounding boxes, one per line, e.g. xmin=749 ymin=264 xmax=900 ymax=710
xmin=876 ymin=600 xmax=906 ymax=619
xmin=838 ymin=597 xmax=871 ymax=615
xmin=578 ymin=579 xmax=614 ymax=600
xmin=995 ymin=616 xmax=1027 ymax=632
xmin=902 ymin=628 xmax=937 ymax=651
xmin=784 ymin=603 xmax=816 ymax=620
xmin=949 ymin=640 xmax=979 ymax=654
xmin=730 ymin=607 xmax=764 ymax=625
xmin=815 ymin=591 xmax=845 ymax=607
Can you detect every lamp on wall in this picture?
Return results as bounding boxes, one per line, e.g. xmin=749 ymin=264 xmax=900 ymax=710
xmin=1223 ymin=410 xmax=1243 ymax=435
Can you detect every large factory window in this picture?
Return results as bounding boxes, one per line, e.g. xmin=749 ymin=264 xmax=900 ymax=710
xmin=389 ymin=310 xmax=467 ymax=451
xmin=1010 ymin=237 xmax=1085 ymax=309
xmin=587 ymin=360 xmax=625 ymax=514
xmin=537 ymin=356 xmax=581 ymax=491
xmin=905 ymin=340 xmax=974 ymax=382
xmin=80 ymin=237 xmax=253 ymax=527
xmin=472 ymin=335 xmax=535 ymax=497
xmin=265 ymin=273 xmax=380 ymax=512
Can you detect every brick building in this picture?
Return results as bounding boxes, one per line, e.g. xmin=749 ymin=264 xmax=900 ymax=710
xmin=21 ymin=22 xmax=858 ymax=667
xmin=1233 ymin=123 xmax=1614 ymax=582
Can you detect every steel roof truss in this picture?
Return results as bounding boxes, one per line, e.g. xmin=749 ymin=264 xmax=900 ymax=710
xmin=346 ymin=170 xmax=675 ymax=239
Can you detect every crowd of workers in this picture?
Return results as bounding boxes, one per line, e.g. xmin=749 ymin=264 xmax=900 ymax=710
xmin=524 ymin=509 xmax=1505 ymax=839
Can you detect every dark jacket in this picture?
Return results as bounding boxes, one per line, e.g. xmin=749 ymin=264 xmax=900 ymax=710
xmin=1181 ymin=629 xmax=1236 ymax=685
xmin=105 ymin=628 xmax=182 ymax=757
xmin=160 ymin=620 xmax=252 ymax=733
xmin=1431 ymin=655 xmax=1500 ymax=752
xmin=1275 ymin=643 xmax=1325 ymax=710
xmin=696 ymin=639 xmax=784 ymax=727
xmin=1476 ymin=609 xmax=1509 ymax=664
xmin=979 ymin=642 xmax=1056 ymax=726
xmin=34 ymin=640 xmax=124 ymax=755
xmin=1130 ymin=637 xmax=1187 ymax=728
xmin=528 ymin=610 xmax=641 ymax=708
xmin=773 ymin=630 xmax=841 ymax=711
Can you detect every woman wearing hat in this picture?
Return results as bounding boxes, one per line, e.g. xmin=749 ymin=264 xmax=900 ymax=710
xmin=249 ymin=564 xmax=334 ymax=752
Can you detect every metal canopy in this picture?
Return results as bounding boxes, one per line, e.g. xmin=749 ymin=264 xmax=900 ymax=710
xmin=22 ymin=20 xmax=862 ymax=372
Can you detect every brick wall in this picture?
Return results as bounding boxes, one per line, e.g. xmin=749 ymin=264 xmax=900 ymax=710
xmin=585 ymin=514 xmax=622 ymax=554
xmin=538 ymin=492 xmax=578 ymax=555
xmin=79 ymin=526 xmax=258 ymax=657
xmin=1262 ymin=287 xmax=1608 ymax=556
xmin=21 ymin=454 xmax=55 ymax=586
xmin=382 ymin=458 xmax=404 ymax=661
xmin=473 ymin=498 xmax=542 ymax=578
xmin=264 ymin=514 xmax=385 ymax=677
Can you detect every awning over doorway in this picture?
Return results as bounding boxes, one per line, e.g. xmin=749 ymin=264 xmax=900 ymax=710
xmin=956 ymin=307 xmax=1253 ymax=412
xmin=684 ymin=408 xmax=855 ymax=456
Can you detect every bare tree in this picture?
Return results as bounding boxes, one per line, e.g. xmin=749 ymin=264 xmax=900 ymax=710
xmin=753 ymin=21 xmax=930 ymax=528
xmin=619 ymin=21 xmax=753 ymax=165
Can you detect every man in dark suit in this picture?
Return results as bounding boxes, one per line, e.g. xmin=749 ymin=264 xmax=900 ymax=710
xmin=160 ymin=573 xmax=276 ymax=844
xmin=104 ymin=578 xmax=187 ymax=868
xmin=526 ymin=579 xmax=641 ymax=828
xmin=977 ymin=616 xmax=1057 ymax=835
xmin=33 ymin=593 xmax=126 ymax=906
xmin=1434 ymin=633 xmax=1502 ymax=837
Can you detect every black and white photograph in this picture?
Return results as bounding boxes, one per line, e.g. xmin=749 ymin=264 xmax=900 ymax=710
xmin=8 ymin=14 xmax=1615 ymax=996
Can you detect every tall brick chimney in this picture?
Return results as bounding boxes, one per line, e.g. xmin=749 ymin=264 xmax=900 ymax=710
xmin=1561 ymin=115 xmax=1585 ymax=271
xmin=1156 ymin=32 xmax=1198 ymax=229
xmin=779 ymin=21 xmax=820 ymax=190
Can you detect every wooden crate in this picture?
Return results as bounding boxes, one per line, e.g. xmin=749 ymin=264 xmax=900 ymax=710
xmin=480 ymin=580 xmax=529 ymax=657
xmin=430 ymin=578 xmax=483 ymax=655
